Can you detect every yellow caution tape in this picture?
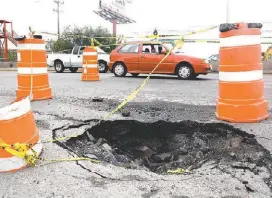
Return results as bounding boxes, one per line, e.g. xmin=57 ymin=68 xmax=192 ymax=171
xmin=167 ymin=168 xmax=186 ymax=174
xmin=0 ymin=25 xmax=218 ymax=169
xmin=103 ymin=25 xmax=218 ymax=120
xmin=40 ymin=157 xmax=100 ymax=164
xmin=0 ymin=137 xmax=38 ymax=166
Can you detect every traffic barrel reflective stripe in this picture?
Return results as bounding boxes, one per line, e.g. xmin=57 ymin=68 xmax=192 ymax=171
xmin=16 ymin=37 xmax=52 ymax=101
xmin=216 ymin=23 xmax=269 ymax=123
xmin=81 ymin=47 xmax=99 ymax=81
xmin=0 ymin=97 xmax=43 ymax=173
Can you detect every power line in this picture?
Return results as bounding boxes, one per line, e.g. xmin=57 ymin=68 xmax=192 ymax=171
xmin=53 ymin=0 xmax=64 ymax=39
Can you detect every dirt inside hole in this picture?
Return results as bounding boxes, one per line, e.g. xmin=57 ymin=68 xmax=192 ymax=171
xmin=64 ymin=120 xmax=272 ymax=180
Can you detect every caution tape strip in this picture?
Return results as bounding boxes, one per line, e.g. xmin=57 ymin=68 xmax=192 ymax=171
xmin=103 ymin=25 xmax=218 ymax=120
xmin=1 ymin=25 xmax=218 ymax=169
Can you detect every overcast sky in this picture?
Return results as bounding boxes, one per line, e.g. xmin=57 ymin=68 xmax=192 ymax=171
xmin=1 ymin=0 xmax=272 ymax=56
xmin=1 ymin=0 xmax=272 ymax=36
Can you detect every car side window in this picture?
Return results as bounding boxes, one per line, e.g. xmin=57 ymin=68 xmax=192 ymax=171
xmin=142 ymin=44 xmax=151 ymax=53
xmin=119 ymin=44 xmax=139 ymax=53
xmin=73 ymin=46 xmax=79 ymax=55
xmin=79 ymin=47 xmax=85 ymax=55
xmin=142 ymin=44 xmax=161 ymax=54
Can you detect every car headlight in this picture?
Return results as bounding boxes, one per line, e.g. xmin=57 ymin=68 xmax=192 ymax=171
xmin=201 ymin=59 xmax=209 ymax=64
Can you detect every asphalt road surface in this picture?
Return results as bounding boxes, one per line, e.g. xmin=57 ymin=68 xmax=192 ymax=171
xmin=0 ymin=72 xmax=272 ymax=198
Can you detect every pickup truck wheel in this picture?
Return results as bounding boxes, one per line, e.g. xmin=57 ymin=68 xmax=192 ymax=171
xmin=54 ymin=60 xmax=65 ymax=73
xmin=69 ymin=68 xmax=78 ymax=73
xmin=98 ymin=60 xmax=108 ymax=73
xmin=113 ymin=63 xmax=127 ymax=77
xmin=176 ymin=64 xmax=194 ymax=80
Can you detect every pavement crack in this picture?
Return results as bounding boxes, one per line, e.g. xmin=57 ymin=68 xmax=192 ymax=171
xmin=75 ymin=160 xmax=198 ymax=182
xmin=255 ymin=135 xmax=271 ymax=141
xmin=35 ymin=111 xmax=87 ymax=122
xmin=75 ymin=161 xmax=117 ymax=180
xmin=215 ymin=164 xmax=261 ymax=194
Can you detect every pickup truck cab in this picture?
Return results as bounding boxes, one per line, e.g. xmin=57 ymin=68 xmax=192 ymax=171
xmin=108 ymin=41 xmax=212 ymax=80
xmin=47 ymin=46 xmax=110 ymax=73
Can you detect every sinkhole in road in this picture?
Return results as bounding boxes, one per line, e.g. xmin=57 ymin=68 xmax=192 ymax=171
xmin=64 ymin=120 xmax=272 ymax=179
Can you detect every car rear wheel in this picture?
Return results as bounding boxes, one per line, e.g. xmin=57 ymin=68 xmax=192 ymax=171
xmin=54 ymin=60 xmax=65 ymax=73
xmin=113 ymin=63 xmax=127 ymax=77
xmin=176 ymin=64 xmax=194 ymax=80
xmin=69 ymin=68 xmax=78 ymax=73
xmin=98 ymin=60 xmax=109 ymax=73
xmin=131 ymin=73 xmax=139 ymax=77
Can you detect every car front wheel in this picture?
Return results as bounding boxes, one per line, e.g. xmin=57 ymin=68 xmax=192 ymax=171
xmin=176 ymin=64 xmax=194 ymax=80
xmin=113 ymin=63 xmax=127 ymax=77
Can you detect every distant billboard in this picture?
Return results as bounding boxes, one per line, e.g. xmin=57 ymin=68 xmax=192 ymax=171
xmin=102 ymin=0 xmax=132 ymax=11
xmin=95 ymin=0 xmax=135 ymax=25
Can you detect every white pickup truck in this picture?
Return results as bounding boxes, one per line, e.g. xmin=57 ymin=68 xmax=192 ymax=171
xmin=47 ymin=46 xmax=110 ymax=73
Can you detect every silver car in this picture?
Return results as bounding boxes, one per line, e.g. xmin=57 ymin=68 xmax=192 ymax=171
xmin=208 ymin=54 xmax=219 ymax=72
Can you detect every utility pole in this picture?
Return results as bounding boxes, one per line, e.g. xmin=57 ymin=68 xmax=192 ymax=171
xmin=53 ymin=0 xmax=64 ymax=39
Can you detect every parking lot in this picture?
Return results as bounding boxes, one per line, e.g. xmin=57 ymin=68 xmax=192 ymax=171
xmin=1 ymin=71 xmax=272 ymax=197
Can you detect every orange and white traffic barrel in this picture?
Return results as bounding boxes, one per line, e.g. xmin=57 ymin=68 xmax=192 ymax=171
xmin=0 ymin=97 xmax=42 ymax=173
xmin=16 ymin=35 xmax=52 ymax=101
xmin=81 ymin=47 xmax=99 ymax=81
xmin=216 ymin=22 xmax=269 ymax=123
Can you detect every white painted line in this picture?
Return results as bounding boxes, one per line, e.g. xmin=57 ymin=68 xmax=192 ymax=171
xmin=219 ymin=70 xmax=263 ymax=82
xmin=83 ymin=52 xmax=97 ymax=56
xmin=17 ymin=67 xmax=48 ymax=74
xmin=0 ymin=97 xmax=31 ymax=120
xmin=220 ymin=35 xmax=261 ymax=47
xmin=18 ymin=43 xmax=45 ymax=50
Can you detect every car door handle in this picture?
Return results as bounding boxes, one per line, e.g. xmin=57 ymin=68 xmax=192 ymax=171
xmin=78 ymin=55 xmax=81 ymax=58
xmin=140 ymin=56 xmax=144 ymax=58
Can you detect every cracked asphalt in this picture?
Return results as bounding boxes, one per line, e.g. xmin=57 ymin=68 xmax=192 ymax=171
xmin=0 ymin=71 xmax=272 ymax=198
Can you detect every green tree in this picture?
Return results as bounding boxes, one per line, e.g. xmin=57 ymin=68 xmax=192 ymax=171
xmin=52 ymin=38 xmax=73 ymax=52
xmin=50 ymin=25 xmax=117 ymax=53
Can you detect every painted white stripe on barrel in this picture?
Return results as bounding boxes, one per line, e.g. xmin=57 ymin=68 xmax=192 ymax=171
xmin=220 ymin=35 xmax=260 ymax=47
xmin=17 ymin=52 xmax=21 ymax=61
xmin=219 ymin=70 xmax=263 ymax=82
xmin=0 ymin=140 xmax=43 ymax=173
xmin=17 ymin=67 xmax=48 ymax=74
xmin=18 ymin=44 xmax=45 ymax=50
xmin=83 ymin=64 xmax=98 ymax=68
xmin=0 ymin=97 xmax=31 ymax=120
xmin=83 ymin=52 xmax=97 ymax=56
